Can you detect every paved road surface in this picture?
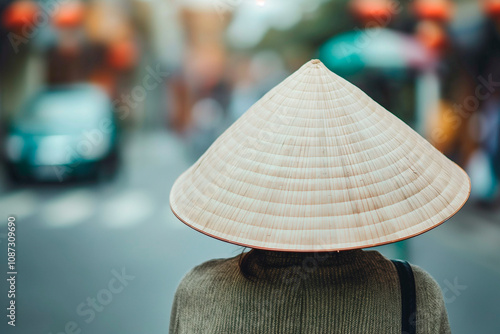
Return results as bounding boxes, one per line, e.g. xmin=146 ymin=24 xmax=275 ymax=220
xmin=0 ymin=130 xmax=498 ymax=334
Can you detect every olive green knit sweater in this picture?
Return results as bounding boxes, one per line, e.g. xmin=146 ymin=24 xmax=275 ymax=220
xmin=169 ymin=250 xmax=451 ymax=334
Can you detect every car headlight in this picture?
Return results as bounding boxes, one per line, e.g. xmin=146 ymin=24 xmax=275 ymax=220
xmin=6 ymin=135 xmax=24 ymax=162
xmin=76 ymin=135 xmax=111 ymax=160
xmin=34 ymin=135 xmax=73 ymax=166
xmin=33 ymin=134 xmax=112 ymax=166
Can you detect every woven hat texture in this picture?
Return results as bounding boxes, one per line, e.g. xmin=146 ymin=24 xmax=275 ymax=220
xmin=170 ymin=59 xmax=470 ymax=251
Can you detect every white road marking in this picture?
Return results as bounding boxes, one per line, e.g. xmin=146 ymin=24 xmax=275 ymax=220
xmin=101 ymin=190 xmax=154 ymax=228
xmin=0 ymin=190 xmax=38 ymax=223
xmin=42 ymin=189 xmax=96 ymax=228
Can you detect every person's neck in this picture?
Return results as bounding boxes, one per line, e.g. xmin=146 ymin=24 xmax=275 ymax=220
xmin=251 ymin=249 xmax=365 ymax=268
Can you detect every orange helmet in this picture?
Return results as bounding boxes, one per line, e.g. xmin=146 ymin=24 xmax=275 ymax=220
xmin=52 ymin=1 xmax=86 ymax=29
xmin=412 ymin=0 xmax=454 ymax=22
xmin=107 ymin=40 xmax=139 ymax=71
xmin=1 ymin=0 xmax=38 ymax=32
xmin=416 ymin=20 xmax=448 ymax=51
xmin=483 ymin=0 xmax=500 ymax=17
xmin=349 ymin=0 xmax=397 ymax=25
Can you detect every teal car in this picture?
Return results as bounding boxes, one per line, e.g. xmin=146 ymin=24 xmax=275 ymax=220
xmin=4 ymin=84 xmax=119 ymax=182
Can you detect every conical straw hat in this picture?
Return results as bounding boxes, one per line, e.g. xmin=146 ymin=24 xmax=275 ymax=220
xmin=170 ymin=59 xmax=470 ymax=252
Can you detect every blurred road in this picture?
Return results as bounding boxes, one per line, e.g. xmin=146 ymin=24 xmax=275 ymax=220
xmin=0 ymin=130 xmax=499 ymax=334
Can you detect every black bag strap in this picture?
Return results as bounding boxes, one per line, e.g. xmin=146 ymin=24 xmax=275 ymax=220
xmin=391 ymin=260 xmax=417 ymax=334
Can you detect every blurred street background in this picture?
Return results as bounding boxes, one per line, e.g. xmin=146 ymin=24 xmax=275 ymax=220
xmin=0 ymin=0 xmax=499 ymax=333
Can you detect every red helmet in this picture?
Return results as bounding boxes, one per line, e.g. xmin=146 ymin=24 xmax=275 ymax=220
xmin=52 ymin=1 xmax=86 ymax=29
xmin=483 ymin=0 xmax=500 ymax=17
xmin=412 ymin=0 xmax=454 ymax=22
xmin=107 ymin=40 xmax=139 ymax=70
xmin=416 ymin=20 xmax=448 ymax=51
xmin=349 ymin=0 xmax=396 ymax=24
xmin=1 ymin=0 xmax=38 ymax=31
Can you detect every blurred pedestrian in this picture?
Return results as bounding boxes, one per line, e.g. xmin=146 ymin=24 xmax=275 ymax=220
xmin=450 ymin=0 xmax=500 ymax=203
xmin=411 ymin=0 xmax=478 ymax=171
xmin=169 ymin=60 xmax=470 ymax=333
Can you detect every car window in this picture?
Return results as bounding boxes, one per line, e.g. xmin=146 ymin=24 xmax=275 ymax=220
xmin=15 ymin=86 xmax=112 ymax=130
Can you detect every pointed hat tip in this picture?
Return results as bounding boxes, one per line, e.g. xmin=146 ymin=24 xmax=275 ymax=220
xmin=306 ymin=59 xmax=331 ymax=72
xmin=304 ymin=59 xmax=339 ymax=77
